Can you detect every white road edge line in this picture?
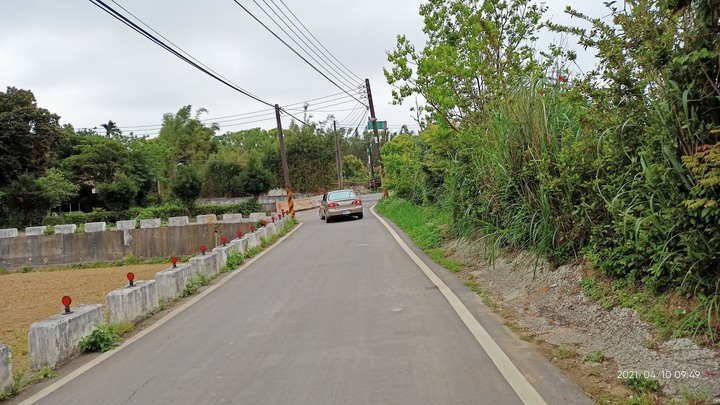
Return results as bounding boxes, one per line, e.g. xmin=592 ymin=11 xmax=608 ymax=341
xmin=371 ymin=205 xmax=547 ymax=405
xmin=20 ymin=222 xmax=304 ymax=405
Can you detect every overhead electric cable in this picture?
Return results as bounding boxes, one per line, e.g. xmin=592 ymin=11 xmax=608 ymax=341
xmin=230 ymin=0 xmax=368 ymax=108
xmin=275 ymin=0 xmax=363 ymax=83
xmin=90 ymin=0 xmax=275 ymax=108
xmin=258 ymin=0 xmax=359 ymax=88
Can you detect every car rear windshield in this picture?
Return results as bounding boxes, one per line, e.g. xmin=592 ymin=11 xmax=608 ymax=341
xmin=328 ymin=191 xmax=357 ymax=201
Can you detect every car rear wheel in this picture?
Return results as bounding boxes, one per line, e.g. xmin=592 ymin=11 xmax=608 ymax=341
xmin=319 ymin=209 xmax=325 ymax=220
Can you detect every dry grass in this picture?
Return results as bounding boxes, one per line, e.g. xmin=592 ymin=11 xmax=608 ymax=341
xmin=0 ymin=263 xmax=168 ymax=377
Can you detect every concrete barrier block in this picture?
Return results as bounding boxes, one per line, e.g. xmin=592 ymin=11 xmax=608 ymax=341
xmin=222 ymin=213 xmax=243 ymax=223
xmin=196 ymin=214 xmax=217 ymax=224
xmin=0 ymin=345 xmax=11 ymax=394
xmin=189 ymin=252 xmax=220 ymax=278
xmin=249 ymin=213 xmax=265 ymax=222
xmin=267 ymin=223 xmax=277 ymax=236
xmin=155 ymin=264 xmax=192 ymax=301
xmin=54 ymin=224 xmax=77 ymax=234
xmin=247 ymin=233 xmax=259 ymax=249
xmin=25 ymin=226 xmax=47 ymax=236
xmin=259 ymin=227 xmax=269 ymax=242
xmin=212 ymin=244 xmax=235 ymax=269
xmin=169 ymin=216 xmax=189 ymax=227
xmin=84 ymin=222 xmax=106 ymax=233
xmin=28 ymin=304 xmax=104 ymax=370
xmin=116 ymin=220 xmax=136 ymax=231
xmin=230 ymin=236 xmax=247 ymax=254
xmin=140 ymin=219 xmax=161 ymax=229
xmin=0 ymin=229 xmax=19 ymax=239
xmin=106 ymin=280 xmax=159 ymax=325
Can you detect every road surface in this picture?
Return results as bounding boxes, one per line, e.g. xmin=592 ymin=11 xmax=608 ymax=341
xmin=19 ymin=194 xmax=592 ymax=404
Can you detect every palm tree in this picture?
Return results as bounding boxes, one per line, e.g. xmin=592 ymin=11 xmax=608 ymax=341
xmin=101 ymin=120 xmax=121 ymax=138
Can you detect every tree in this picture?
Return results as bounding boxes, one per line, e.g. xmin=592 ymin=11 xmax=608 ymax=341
xmin=172 ymin=164 xmax=203 ymax=207
xmin=0 ymin=87 xmax=64 ymax=185
xmin=100 ymin=120 xmax=121 ymax=138
xmin=203 ymin=160 xmax=244 ymax=197
xmin=96 ymin=172 xmax=139 ymax=211
xmin=0 ymin=174 xmax=55 ymax=227
xmin=237 ymin=157 xmax=273 ymax=198
xmin=384 ymin=0 xmax=546 ymax=127
xmin=35 ymin=168 xmax=80 ymax=208
xmin=342 ymin=155 xmax=367 ymax=182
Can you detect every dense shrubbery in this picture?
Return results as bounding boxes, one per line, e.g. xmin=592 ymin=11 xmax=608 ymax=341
xmin=382 ymin=0 xmax=720 ymax=335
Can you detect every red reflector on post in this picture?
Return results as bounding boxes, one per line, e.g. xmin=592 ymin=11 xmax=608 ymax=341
xmin=127 ymin=272 xmax=135 ymax=281
xmin=62 ymin=296 xmax=72 ymax=307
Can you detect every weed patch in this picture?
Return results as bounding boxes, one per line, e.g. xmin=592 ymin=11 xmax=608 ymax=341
xmin=78 ymin=324 xmax=125 ymax=353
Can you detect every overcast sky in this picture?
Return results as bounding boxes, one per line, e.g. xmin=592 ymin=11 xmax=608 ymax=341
xmin=0 ymin=1 xmax=608 ymax=137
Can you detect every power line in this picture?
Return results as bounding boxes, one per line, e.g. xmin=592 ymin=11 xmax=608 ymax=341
xmin=260 ymin=0 xmax=360 ymax=88
xmin=230 ymin=0 xmax=368 ymax=108
xmin=252 ymin=0 xmax=358 ymax=90
xmin=90 ymin=0 xmax=275 ymax=108
xmin=275 ymin=0 xmax=363 ymax=83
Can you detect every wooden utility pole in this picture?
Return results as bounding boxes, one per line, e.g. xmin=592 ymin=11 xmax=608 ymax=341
xmin=275 ymin=104 xmax=295 ymax=217
xmin=333 ymin=120 xmax=343 ymax=189
xmin=365 ymin=78 xmax=387 ymax=198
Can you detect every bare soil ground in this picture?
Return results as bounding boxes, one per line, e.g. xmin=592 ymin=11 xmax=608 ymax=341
xmin=0 ymin=263 xmax=169 ymax=377
xmin=445 ymin=239 xmax=720 ymax=404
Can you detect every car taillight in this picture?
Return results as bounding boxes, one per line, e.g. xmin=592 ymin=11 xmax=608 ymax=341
xmin=328 ymin=202 xmax=339 ymax=208
xmin=352 ymin=199 xmax=362 ymax=205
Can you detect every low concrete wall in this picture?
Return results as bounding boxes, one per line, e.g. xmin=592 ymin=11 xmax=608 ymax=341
xmin=0 ymin=344 xmax=11 ymax=393
xmin=106 ymin=281 xmax=159 ymax=325
xmin=0 ymin=221 xmax=255 ymax=269
xmin=28 ymin=304 xmax=104 ymax=370
xmin=189 ymin=252 xmax=220 ymax=278
xmin=155 ymin=264 xmax=193 ymax=301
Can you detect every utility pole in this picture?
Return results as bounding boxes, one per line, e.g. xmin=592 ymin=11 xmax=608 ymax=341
xmin=367 ymin=143 xmax=374 ymax=189
xmin=275 ymin=104 xmax=295 ymax=217
xmin=333 ymin=120 xmax=343 ymax=189
xmin=365 ymin=78 xmax=388 ymax=198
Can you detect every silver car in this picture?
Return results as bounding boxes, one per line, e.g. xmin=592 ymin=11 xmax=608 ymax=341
xmin=319 ymin=190 xmax=363 ymax=223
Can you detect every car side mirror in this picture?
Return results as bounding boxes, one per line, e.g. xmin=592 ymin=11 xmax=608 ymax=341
xmin=318 ymin=200 xmax=323 ymax=204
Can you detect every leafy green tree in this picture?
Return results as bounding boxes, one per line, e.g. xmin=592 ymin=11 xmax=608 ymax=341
xmin=237 ymin=157 xmax=273 ymax=197
xmin=172 ymin=164 xmax=203 ymax=207
xmin=342 ymin=155 xmax=368 ymax=182
xmin=60 ymin=136 xmax=152 ymax=211
xmin=0 ymin=174 xmax=55 ymax=227
xmin=203 ymin=160 xmax=244 ymax=197
xmin=158 ymin=106 xmax=219 ymax=162
xmin=35 ymin=168 xmax=80 ymax=208
xmin=282 ymin=123 xmax=336 ymax=192
xmin=384 ymin=0 xmax=545 ymax=127
xmin=381 ymin=134 xmax=424 ymax=203
xmin=96 ymin=173 xmax=139 ymax=211
xmin=0 ymin=87 xmax=64 ymax=185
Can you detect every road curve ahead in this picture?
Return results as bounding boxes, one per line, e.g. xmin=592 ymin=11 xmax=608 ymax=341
xmin=22 ymin=193 xmax=591 ymax=405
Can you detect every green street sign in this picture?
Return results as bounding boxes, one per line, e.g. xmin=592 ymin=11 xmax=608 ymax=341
xmin=367 ymin=120 xmax=386 ymax=131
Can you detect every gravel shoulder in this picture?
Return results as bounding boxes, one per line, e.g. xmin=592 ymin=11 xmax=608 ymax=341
xmin=445 ymin=239 xmax=720 ymax=404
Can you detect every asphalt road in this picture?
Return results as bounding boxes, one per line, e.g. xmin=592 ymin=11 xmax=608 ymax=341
xmin=20 ymin=194 xmax=592 ymax=405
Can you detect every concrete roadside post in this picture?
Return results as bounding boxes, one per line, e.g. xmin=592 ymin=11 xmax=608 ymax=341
xmin=0 ymin=345 xmax=12 ymax=394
